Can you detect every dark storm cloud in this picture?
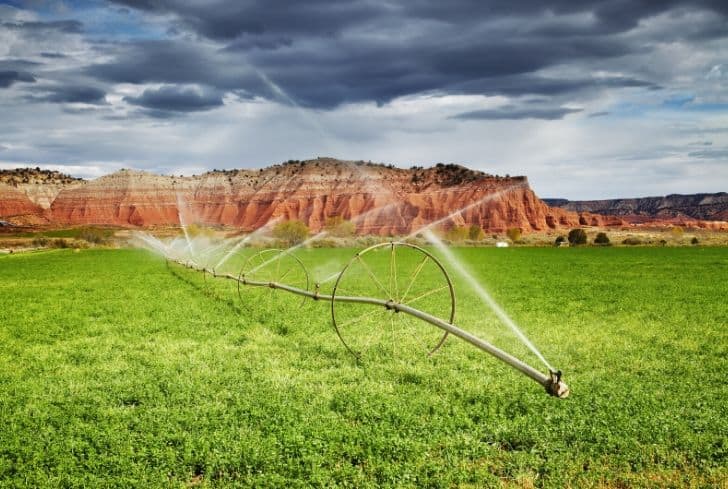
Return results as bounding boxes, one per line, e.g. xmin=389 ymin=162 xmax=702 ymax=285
xmin=124 ymin=85 xmax=224 ymax=114
xmin=28 ymin=85 xmax=107 ymax=104
xmin=86 ymin=40 xmax=259 ymax=89
xmin=89 ymin=0 xmax=718 ymax=110
xmin=84 ymin=34 xmax=641 ymax=109
xmin=108 ymin=0 xmax=385 ymax=40
xmin=452 ymin=106 xmax=582 ymax=121
xmin=0 ymin=70 xmax=36 ymax=88
xmin=40 ymin=52 xmax=67 ymax=59
xmin=108 ymin=0 xmax=728 ymax=41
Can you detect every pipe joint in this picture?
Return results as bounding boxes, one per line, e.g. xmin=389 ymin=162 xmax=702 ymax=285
xmin=545 ymin=370 xmax=570 ymax=399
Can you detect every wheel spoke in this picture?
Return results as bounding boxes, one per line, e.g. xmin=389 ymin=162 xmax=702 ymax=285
xmin=400 ymin=255 xmax=429 ymax=304
xmin=404 ymin=284 xmax=449 ymax=305
xmin=391 ymin=244 xmax=399 ymax=301
xmin=404 ymin=319 xmax=432 ymax=352
xmin=356 ymin=255 xmax=391 ymax=300
xmin=278 ymin=266 xmax=294 ymax=283
xmin=336 ymin=308 xmax=376 ymax=330
xmin=360 ymin=309 xmax=388 ymax=352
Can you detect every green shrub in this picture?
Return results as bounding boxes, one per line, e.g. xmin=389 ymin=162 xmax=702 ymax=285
xmin=52 ymin=238 xmax=69 ymax=249
xmin=594 ymin=232 xmax=610 ymax=245
xmin=622 ymin=237 xmax=643 ymax=246
xmin=468 ymin=224 xmax=484 ymax=241
xmin=324 ymin=216 xmax=356 ymax=237
xmin=568 ymin=228 xmax=587 ymax=246
xmin=554 ymin=235 xmax=566 ymax=246
xmin=272 ymin=220 xmax=309 ymax=246
xmin=691 ymin=237 xmax=699 ymax=245
xmin=32 ymin=236 xmax=49 ymax=247
xmin=310 ymin=238 xmax=337 ymax=248
xmin=506 ymin=227 xmax=522 ymax=242
xmin=445 ymin=226 xmax=469 ymax=242
xmin=78 ymin=228 xmax=107 ymax=245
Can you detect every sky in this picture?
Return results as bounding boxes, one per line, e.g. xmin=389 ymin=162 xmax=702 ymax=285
xmin=0 ymin=0 xmax=727 ymax=199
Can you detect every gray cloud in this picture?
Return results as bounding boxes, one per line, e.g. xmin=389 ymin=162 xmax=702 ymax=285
xmin=83 ymin=36 xmax=650 ymax=109
xmin=0 ymin=20 xmax=83 ymax=34
xmin=108 ymin=1 xmax=728 ymax=42
xmin=40 ymin=52 xmax=67 ymax=59
xmin=28 ymin=85 xmax=107 ymax=104
xmin=86 ymin=40 xmax=258 ymax=89
xmin=83 ymin=1 xmax=713 ymax=110
xmin=0 ymin=70 xmax=36 ymax=88
xmin=124 ymin=85 xmax=224 ymax=115
xmin=688 ymin=148 xmax=728 ymax=160
xmin=452 ymin=106 xmax=582 ymax=120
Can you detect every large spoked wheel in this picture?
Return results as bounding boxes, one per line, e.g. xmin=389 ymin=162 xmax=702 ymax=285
xmin=237 ymin=249 xmax=310 ymax=309
xmin=331 ymin=242 xmax=455 ymax=361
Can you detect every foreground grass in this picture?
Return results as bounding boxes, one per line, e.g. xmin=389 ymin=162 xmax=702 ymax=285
xmin=0 ymin=247 xmax=726 ymax=487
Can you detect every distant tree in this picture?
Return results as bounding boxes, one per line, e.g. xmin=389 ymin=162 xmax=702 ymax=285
xmin=273 ymin=220 xmax=309 ymax=246
xmin=445 ymin=226 xmax=469 ymax=242
xmin=506 ymin=227 xmax=522 ymax=242
xmin=594 ymin=232 xmax=610 ymax=245
xmin=554 ymin=235 xmax=566 ymax=246
xmin=568 ymin=228 xmax=587 ymax=246
xmin=468 ymin=224 xmax=484 ymax=241
xmin=324 ymin=216 xmax=356 ymax=237
xmin=691 ymin=236 xmax=699 ymax=245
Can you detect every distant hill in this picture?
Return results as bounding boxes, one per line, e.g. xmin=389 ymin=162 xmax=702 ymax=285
xmin=0 ymin=158 xmax=621 ymax=232
xmin=2 ymin=159 xmax=725 ymax=231
xmin=543 ymin=193 xmax=728 ymax=222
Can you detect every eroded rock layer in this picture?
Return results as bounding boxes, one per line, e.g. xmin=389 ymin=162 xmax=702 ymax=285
xmin=5 ymin=158 xmax=723 ymax=233
xmin=46 ymin=159 xmax=622 ymax=233
xmin=0 ymin=183 xmax=44 ymax=224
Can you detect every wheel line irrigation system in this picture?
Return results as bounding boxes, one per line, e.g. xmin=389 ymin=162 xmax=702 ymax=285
xmin=163 ymin=241 xmax=570 ymax=399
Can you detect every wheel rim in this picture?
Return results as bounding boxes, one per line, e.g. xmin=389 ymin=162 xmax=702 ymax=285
xmin=331 ymin=242 xmax=455 ymax=361
xmin=237 ymin=249 xmax=310 ymax=309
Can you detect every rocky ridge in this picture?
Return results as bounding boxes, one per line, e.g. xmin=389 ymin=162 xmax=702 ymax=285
xmin=544 ymin=194 xmax=728 ymax=222
xmin=1 ymin=158 xmax=723 ymax=233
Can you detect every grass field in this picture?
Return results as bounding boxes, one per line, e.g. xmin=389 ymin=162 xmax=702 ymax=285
xmin=0 ymin=246 xmax=726 ymax=487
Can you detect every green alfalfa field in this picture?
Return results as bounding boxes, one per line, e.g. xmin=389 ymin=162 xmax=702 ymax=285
xmin=0 ymin=246 xmax=726 ymax=488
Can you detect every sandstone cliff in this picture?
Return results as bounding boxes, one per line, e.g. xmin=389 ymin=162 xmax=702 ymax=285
xmin=39 ymin=158 xmax=622 ymax=234
xmin=0 ymin=183 xmax=44 ymax=223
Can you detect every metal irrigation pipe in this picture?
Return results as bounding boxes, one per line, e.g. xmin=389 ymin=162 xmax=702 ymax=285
xmin=169 ymin=258 xmax=569 ymax=398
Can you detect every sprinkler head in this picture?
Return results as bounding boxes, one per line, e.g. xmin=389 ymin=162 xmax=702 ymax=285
xmin=545 ymin=370 xmax=570 ymax=399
